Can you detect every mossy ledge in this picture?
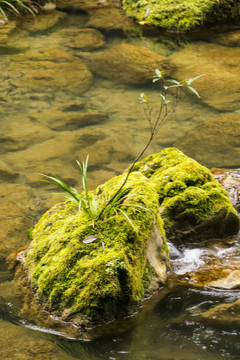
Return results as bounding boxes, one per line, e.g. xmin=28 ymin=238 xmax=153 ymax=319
xmin=12 ymin=148 xmax=239 ymax=338
xmin=121 ymin=0 xmax=240 ymax=31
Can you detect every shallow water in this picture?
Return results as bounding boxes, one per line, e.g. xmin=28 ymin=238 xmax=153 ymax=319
xmin=0 ymin=7 xmax=240 ymax=360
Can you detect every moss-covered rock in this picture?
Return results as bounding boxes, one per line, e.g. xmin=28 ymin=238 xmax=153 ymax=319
xmin=21 ymin=172 xmax=168 ymax=332
xmin=121 ymin=0 xmax=240 ymax=31
xmin=13 ymin=148 xmax=239 ymax=336
xmin=132 ymin=148 xmax=240 ymax=244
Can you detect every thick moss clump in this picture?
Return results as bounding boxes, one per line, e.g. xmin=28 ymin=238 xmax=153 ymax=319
xmin=24 ymin=172 xmax=167 ymax=325
xmin=133 ymin=148 xmax=240 ymax=243
xmin=121 ymin=0 xmax=240 ymax=31
xmin=20 ymin=148 xmax=239 ymax=332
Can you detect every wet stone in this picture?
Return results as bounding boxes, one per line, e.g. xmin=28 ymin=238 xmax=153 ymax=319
xmin=176 ymin=113 xmax=240 ymax=168
xmin=19 ymin=10 xmax=67 ymax=32
xmin=0 ymin=21 xmax=17 ymax=44
xmin=86 ymin=6 xmax=132 ymax=31
xmin=85 ymin=43 xmax=176 ymax=84
xmin=29 ymin=109 xmax=109 ymax=131
xmin=8 ymin=47 xmax=93 ymax=95
xmin=170 ymin=42 xmax=240 ymax=111
xmin=60 ymin=28 xmax=105 ymax=51
xmin=210 ymin=30 xmax=240 ymax=47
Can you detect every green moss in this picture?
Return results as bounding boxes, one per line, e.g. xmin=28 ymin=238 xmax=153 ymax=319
xmin=24 ymin=147 xmax=239 ymax=323
xmin=135 ymin=148 xmax=239 ymax=240
xmin=121 ymin=0 xmax=240 ymax=30
xmin=25 ymin=172 xmax=166 ymax=319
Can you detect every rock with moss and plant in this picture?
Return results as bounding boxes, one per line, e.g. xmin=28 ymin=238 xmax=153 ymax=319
xmin=121 ymin=0 xmax=240 ymax=31
xmin=10 ymin=70 xmax=239 ymax=337
xmin=12 ymin=147 xmax=240 ymax=338
xmin=12 ymin=169 xmax=169 ymax=338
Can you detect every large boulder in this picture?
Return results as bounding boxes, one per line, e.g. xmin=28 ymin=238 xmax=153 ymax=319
xmin=132 ymin=148 xmax=240 ymax=244
xmin=10 ymin=148 xmax=239 ymax=337
xmin=14 ymin=171 xmax=169 ymax=337
xmin=84 ymin=43 xmax=176 ymax=84
xmin=121 ymin=0 xmax=240 ymax=31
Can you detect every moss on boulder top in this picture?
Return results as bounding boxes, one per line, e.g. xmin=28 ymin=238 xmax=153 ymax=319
xmin=132 ymin=148 xmax=240 ymax=244
xmin=15 ymin=148 xmax=239 ymax=335
xmin=121 ymin=0 xmax=240 ymax=31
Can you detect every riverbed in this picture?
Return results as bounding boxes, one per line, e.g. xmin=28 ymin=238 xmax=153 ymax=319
xmin=0 ymin=5 xmax=240 ymax=360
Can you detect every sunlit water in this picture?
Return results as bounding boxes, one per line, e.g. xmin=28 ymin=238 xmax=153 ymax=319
xmin=0 ymin=7 xmax=240 ymax=360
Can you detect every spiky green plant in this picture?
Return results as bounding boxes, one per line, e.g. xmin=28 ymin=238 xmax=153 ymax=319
xmin=41 ymin=156 xmax=147 ymax=229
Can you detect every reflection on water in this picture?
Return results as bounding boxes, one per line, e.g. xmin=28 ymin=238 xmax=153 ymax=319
xmin=0 ymin=6 xmax=240 ymax=360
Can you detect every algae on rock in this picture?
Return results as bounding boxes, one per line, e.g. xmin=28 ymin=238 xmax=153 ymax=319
xmin=121 ymin=0 xmax=240 ymax=31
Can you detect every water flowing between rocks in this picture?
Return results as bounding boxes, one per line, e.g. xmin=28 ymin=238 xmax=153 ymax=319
xmin=0 ymin=8 xmax=240 ymax=360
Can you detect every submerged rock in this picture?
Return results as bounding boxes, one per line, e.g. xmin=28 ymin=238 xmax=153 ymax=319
xmin=210 ymin=30 xmax=240 ymax=47
xmin=84 ymin=43 xmax=176 ymax=84
xmin=121 ymin=0 xmax=240 ymax=31
xmin=8 ymin=47 xmax=93 ymax=95
xmin=170 ymin=42 xmax=240 ymax=111
xmin=176 ymin=113 xmax=240 ymax=168
xmin=19 ymin=10 xmax=66 ymax=32
xmin=60 ymin=28 xmax=105 ymax=51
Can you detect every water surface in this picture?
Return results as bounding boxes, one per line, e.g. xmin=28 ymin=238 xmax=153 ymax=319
xmin=0 ymin=8 xmax=240 ymax=360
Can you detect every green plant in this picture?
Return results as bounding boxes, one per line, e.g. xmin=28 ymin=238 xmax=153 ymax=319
xmin=41 ymin=155 xmax=100 ymax=224
xmin=42 ymin=70 xmax=202 ymax=229
xmin=104 ymin=70 xmax=203 ymax=211
xmin=41 ymin=156 xmax=147 ymax=229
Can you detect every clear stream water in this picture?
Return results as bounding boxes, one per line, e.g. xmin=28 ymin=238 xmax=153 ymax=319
xmin=0 ymin=8 xmax=240 ymax=360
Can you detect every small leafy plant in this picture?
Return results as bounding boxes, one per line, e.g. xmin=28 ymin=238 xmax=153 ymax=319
xmin=42 ymin=70 xmax=202 ymax=229
xmin=105 ymin=70 xmax=204 ymax=208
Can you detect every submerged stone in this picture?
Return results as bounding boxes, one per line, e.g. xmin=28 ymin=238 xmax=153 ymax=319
xmin=60 ymin=28 xmax=105 ymax=51
xmin=8 ymin=47 xmax=93 ymax=95
xmin=19 ymin=10 xmax=66 ymax=32
xmin=85 ymin=43 xmax=176 ymax=84
xmin=176 ymin=113 xmax=240 ymax=168
xmin=170 ymin=42 xmax=240 ymax=111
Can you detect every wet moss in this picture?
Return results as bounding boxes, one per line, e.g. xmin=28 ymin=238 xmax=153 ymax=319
xmin=135 ymin=148 xmax=240 ymax=242
xmin=25 ymin=172 xmax=165 ymax=320
xmin=23 ymin=147 xmax=239 ymax=324
xmin=121 ymin=0 xmax=240 ymax=30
